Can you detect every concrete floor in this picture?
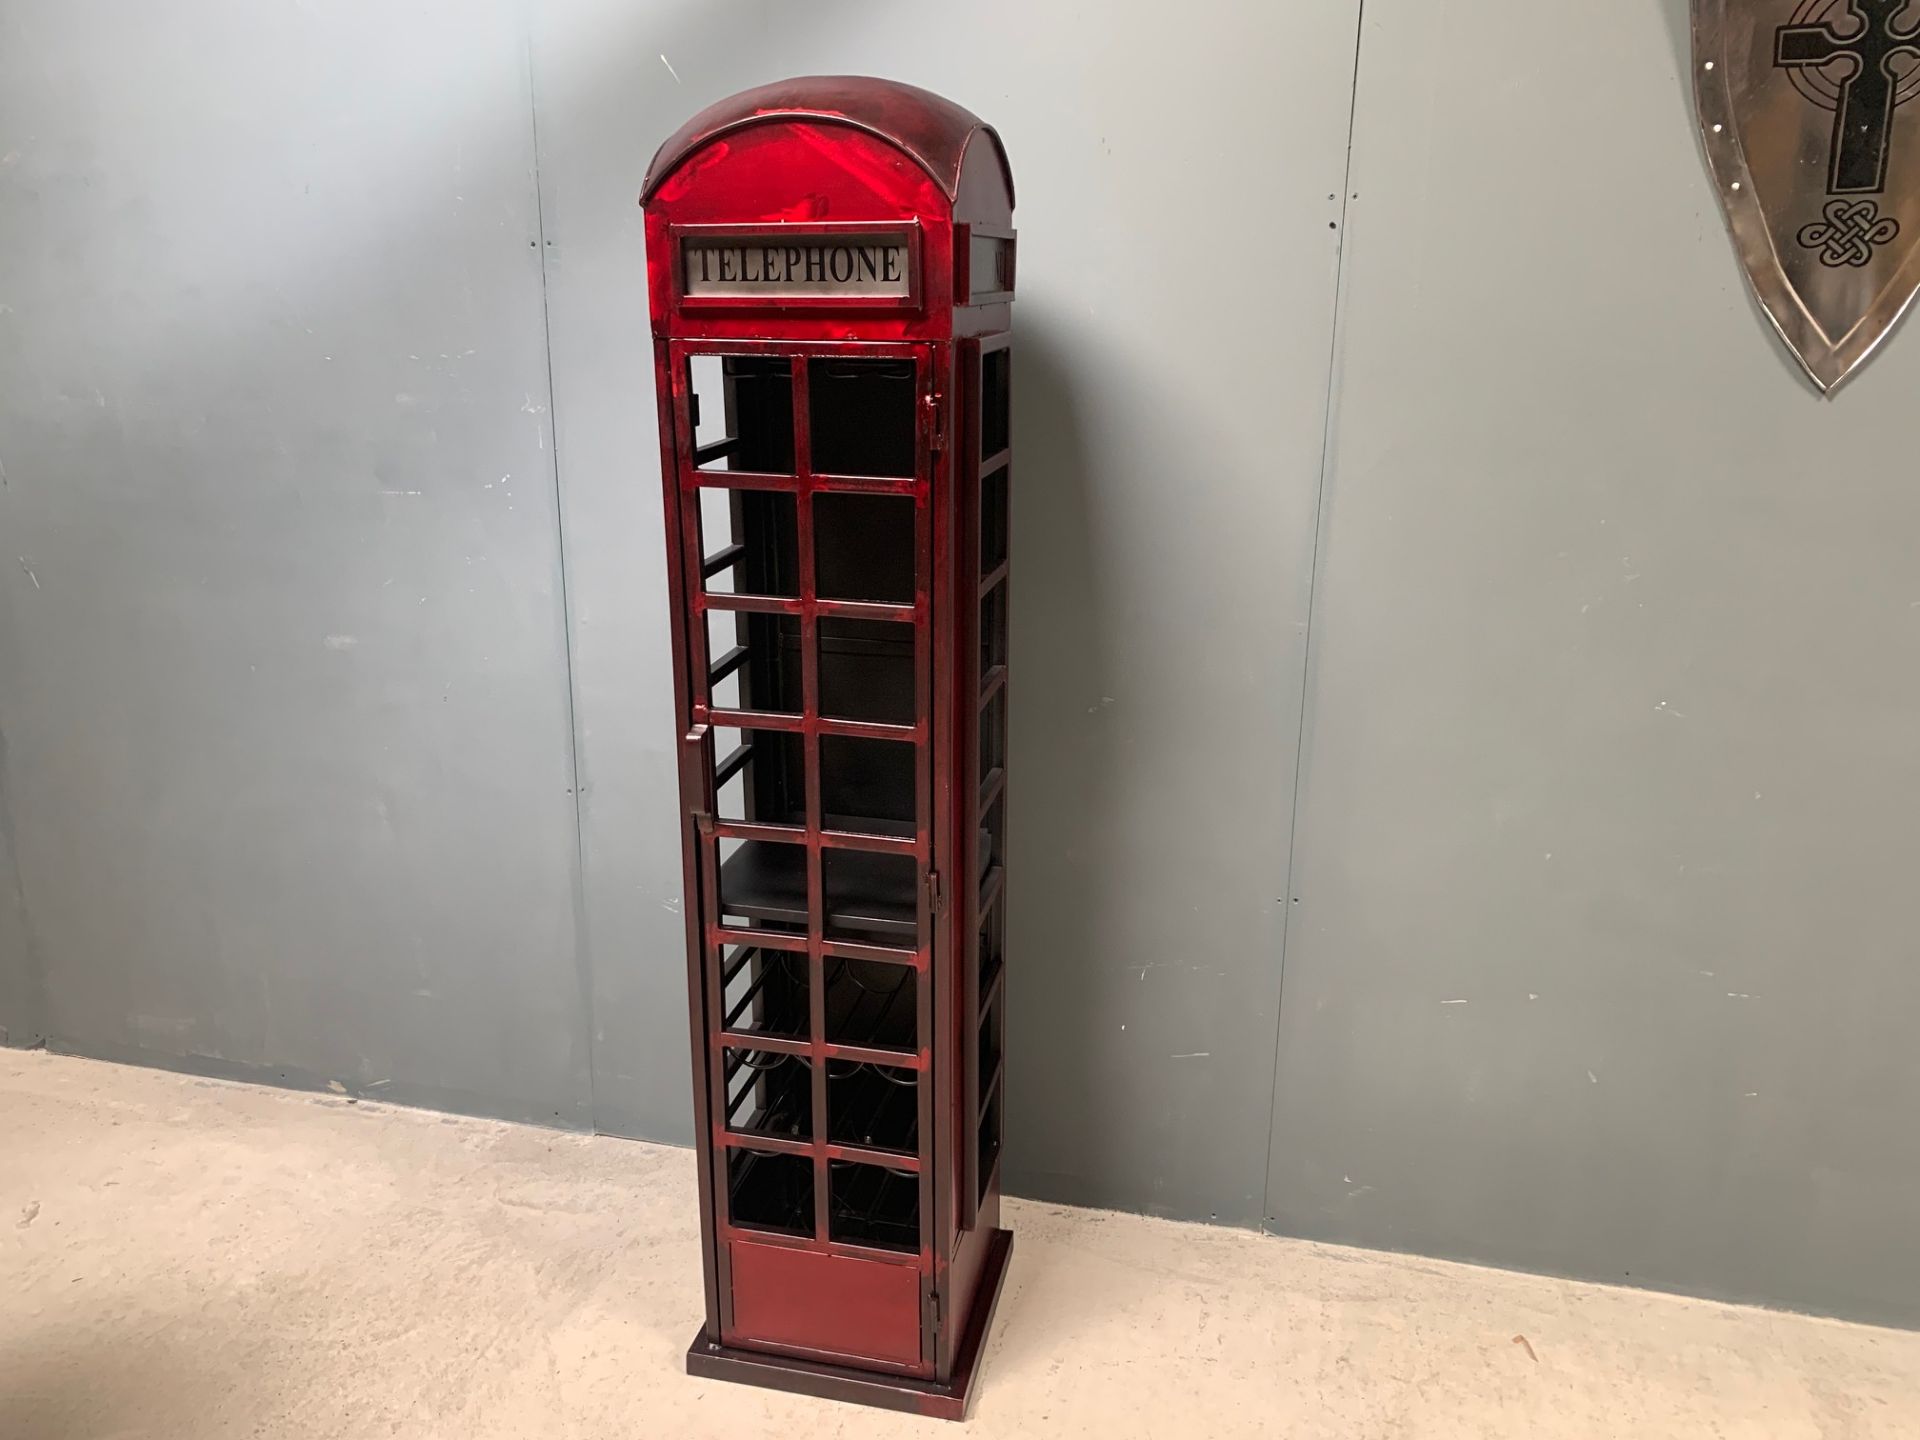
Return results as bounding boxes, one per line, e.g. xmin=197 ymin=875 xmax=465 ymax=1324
xmin=3 ymin=1051 xmax=1917 ymax=1440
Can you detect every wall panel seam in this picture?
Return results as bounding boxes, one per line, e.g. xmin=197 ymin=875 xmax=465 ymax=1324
xmin=1259 ymin=0 xmax=1369 ymax=1231
xmin=523 ymin=9 xmax=597 ymax=1128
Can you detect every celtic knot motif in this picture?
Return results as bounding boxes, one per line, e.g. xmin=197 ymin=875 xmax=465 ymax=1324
xmin=1798 ymin=199 xmax=1902 ymax=268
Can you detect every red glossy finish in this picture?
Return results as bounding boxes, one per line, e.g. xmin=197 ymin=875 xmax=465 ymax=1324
xmin=644 ymin=78 xmax=1016 ymax=1420
xmin=728 ymin=1240 xmax=923 ymax=1368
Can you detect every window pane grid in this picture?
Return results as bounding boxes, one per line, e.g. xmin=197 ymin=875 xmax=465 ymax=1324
xmin=677 ymin=342 xmax=934 ymax=1264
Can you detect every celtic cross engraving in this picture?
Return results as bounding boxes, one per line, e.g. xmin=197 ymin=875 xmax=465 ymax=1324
xmin=1776 ymin=0 xmax=1920 ymax=195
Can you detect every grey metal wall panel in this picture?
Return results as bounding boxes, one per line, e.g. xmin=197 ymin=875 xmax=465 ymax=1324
xmin=1267 ymin=0 xmax=1920 ymax=1326
xmin=0 ymin=0 xmax=590 ymax=1126
xmin=533 ymin=0 xmax=1363 ymax=1221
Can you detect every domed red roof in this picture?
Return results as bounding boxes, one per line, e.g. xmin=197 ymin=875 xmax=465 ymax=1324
xmin=642 ymin=75 xmax=1012 ymax=206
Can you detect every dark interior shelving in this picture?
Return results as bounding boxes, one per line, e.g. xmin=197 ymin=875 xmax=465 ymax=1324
xmin=824 ymin=849 xmax=919 ymax=944
xmin=725 ymin=1048 xmax=812 ymax=1139
xmin=729 ymin=1147 xmax=814 ymax=1238
xmin=719 ymin=842 xmax=917 ymax=943
xmin=824 ymin=958 xmax=917 ymax=1052
xmin=828 ymin=1160 xmax=919 ymax=1252
xmin=828 ymin=1060 xmax=919 ymax=1154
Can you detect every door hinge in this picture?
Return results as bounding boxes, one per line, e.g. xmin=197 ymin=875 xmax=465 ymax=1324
xmin=924 ymin=390 xmax=946 ymax=454
xmin=930 ymin=1291 xmax=944 ymax=1334
xmin=926 ymin=870 xmax=946 ymax=917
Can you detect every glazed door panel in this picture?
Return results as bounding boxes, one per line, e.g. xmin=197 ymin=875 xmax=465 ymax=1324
xmin=666 ymin=339 xmax=945 ymax=1373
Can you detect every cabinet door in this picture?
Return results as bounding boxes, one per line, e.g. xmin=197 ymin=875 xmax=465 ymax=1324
xmin=668 ymin=340 xmax=943 ymax=1374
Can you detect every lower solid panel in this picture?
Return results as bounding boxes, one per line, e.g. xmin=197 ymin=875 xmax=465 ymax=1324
xmin=728 ymin=1240 xmax=923 ymax=1367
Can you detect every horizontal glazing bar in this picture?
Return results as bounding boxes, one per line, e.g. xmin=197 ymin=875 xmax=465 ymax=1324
xmin=823 ymin=1239 xmax=930 ymax=1268
xmin=705 ymin=708 xmax=803 ymax=733
xmin=709 ymin=644 xmax=749 ymax=684
xmin=713 ymin=924 xmax=812 ymax=951
xmin=814 ymin=598 xmax=918 ymax=624
xmin=979 ymin=665 xmax=1008 ymax=704
xmin=679 ymin=469 xmax=798 ymax=492
xmin=716 ymin=1222 xmax=818 ymax=1256
xmin=719 ymin=1030 xmax=811 ymax=1058
xmin=699 ymin=709 xmax=921 ymax=744
xmin=714 ymin=1223 xmax=930 ymax=1273
xmin=710 ymin=817 xmax=807 ymax=846
xmin=819 ymin=828 xmax=920 ymax=858
xmin=700 ymin=593 xmax=799 ymax=616
xmin=824 ymin=1041 xmax=927 ymax=1070
xmin=978 ymin=561 xmax=1010 ymax=599
xmin=808 ymin=473 xmax=922 ymax=497
xmin=826 ymin=1143 xmax=922 ymax=1174
xmin=717 ymin=1129 xmax=813 ymax=1161
xmin=817 ymin=716 xmax=921 ymax=742
xmin=700 ymin=594 xmax=922 ymax=626
xmin=717 ymin=1032 xmax=925 ymax=1071
xmin=981 ymin=448 xmax=1011 ymax=475
xmin=820 ymin=937 xmax=926 ymax=969
xmin=693 ymin=437 xmax=741 ymax=468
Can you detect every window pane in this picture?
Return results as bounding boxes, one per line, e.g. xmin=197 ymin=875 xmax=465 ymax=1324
xmin=820 ymin=735 xmax=915 ymax=837
xmin=689 ymin=355 xmax=794 ymax=474
xmin=808 ymin=358 xmax=914 ymax=477
xmin=699 ymin=487 xmax=798 ymax=597
xmin=818 ymin=618 xmax=914 ymax=725
xmin=729 ymin=1148 xmax=814 ymax=1238
xmin=981 ymin=348 xmax=1010 ymax=457
xmin=815 ymin=492 xmax=915 ymax=604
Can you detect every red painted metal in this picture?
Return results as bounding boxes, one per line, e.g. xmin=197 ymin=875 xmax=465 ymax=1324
xmin=644 ymin=77 xmax=1015 ymax=1420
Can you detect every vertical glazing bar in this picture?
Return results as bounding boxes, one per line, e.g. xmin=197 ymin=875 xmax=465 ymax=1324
xmin=986 ymin=338 xmax=1011 ymax=1211
xmin=793 ymin=358 xmax=830 ymax=1247
xmin=660 ymin=341 xmax=726 ymax=1337
xmin=957 ymin=338 xmax=982 ymax=1234
xmin=915 ymin=348 xmax=940 ymax=1369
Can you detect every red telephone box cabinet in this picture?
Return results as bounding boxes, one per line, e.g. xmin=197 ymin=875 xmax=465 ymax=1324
xmin=641 ymin=78 xmax=1016 ymax=1419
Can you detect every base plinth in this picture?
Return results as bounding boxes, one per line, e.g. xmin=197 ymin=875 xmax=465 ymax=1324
xmin=685 ymin=1228 xmax=1013 ymax=1422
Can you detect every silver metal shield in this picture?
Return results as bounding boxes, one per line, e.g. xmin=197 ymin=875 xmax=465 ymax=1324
xmin=1696 ymin=0 xmax=1920 ymax=392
